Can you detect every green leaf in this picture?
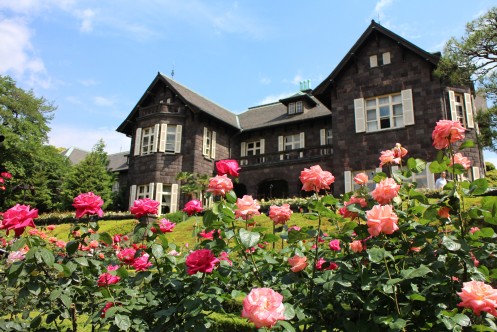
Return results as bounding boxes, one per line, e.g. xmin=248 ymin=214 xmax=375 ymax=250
xmin=115 ymin=314 xmax=132 ymax=331
xmin=151 ymin=244 xmax=164 ymax=259
xmin=99 ymin=232 xmax=113 ymax=245
xmin=226 ymin=190 xmax=237 ymax=204
xmin=409 ymin=294 xmax=426 ymax=301
xmin=37 ymin=248 xmax=55 ymax=267
xmin=10 ymin=238 xmax=27 ymax=251
xmin=373 ymin=172 xmax=387 ymax=183
xmin=429 ymin=161 xmax=447 ymax=173
xmin=459 ymin=139 xmax=474 ymax=149
xmin=277 ymin=320 xmax=296 ymax=332
xmin=74 ymin=257 xmax=89 ymax=266
xmin=367 ymin=247 xmax=394 ymax=263
xmin=239 ymin=228 xmax=260 ymax=248
xmin=442 ymin=236 xmax=461 ymax=251
xmin=30 ymin=315 xmax=42 ymax=329
xmin=469 ymin=178 xmax=488 ymax=195
xmin=59 ymin=294 xmax=72 ymax=309
xmin=388 ymin=318 xmax=406 ymax=330
xmin=452 ymin=313 xmax=471 ymax=326
xmin=115 ymin=266 xmax=129 ymax=278
xmin=65 ymin=240 xmax=79 ymax=255
xmin=283 ymin=303 xmax=296 ymax=320
xmin=262 ymin=233 xmax=280 ymax=243
xmin=400 ymin=265 xmax=431 ymax=279
xmin=407 ymin=158 xmax=426 ymax=174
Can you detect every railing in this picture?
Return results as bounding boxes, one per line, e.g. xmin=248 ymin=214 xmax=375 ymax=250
xmin=239 ymin=145 xmax=333 ymax=168
xmin=139 ymin=104 xmax=181 ymax=117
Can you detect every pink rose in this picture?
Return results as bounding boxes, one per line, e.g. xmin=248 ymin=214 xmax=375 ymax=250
xmin=353 ymin=172 xmax=369 ymax=186
xmin=288 ymin=255 xmax=308 ymax=272
xmin=183 ymin=199 xmax=203 ymax=216
xmin=199 ymin=229 xmax=217 ymax=240
xmin=55 ymin=240 xmax=66 ymax=249
xmin=218 ymin=251 xmax=233 ymax=266
xmin=329 ymin=239 xmax=340 ymax=251
xmin=316 ymin=258 xmax=338 ymax=271
xmin=7 ymin=250 xmax=26 ymax=264
xmin=450 ymin=153 xmax=471 ymax=170
xmin=72 ymin=192 xmax=104 ymax=219
xmin=288 ymin=226 xmax=301 ymax=232
xmin=117 ymin=248 xmax=137 ymax=265
xmin=158 ymin=218 xmax=176 ymax=233
xmin=339 ymin=196 xmax=367 ymax=219
xmin=432 ymin=119 xmax=466 ymax=150
xmin=366 ymin=205 xmax=399 ymax=236
xmin=469 ymin=227 xmax=480 ymax=234
xmin=130 ymin=198 xmax=159 ymax=218
xmin=206 ymin=175 xmax=234 ymax=197
xmin=269 ymin=204 xmax=293 ymax=225
xmin=349 ymin=240 xmax=364 ymax=253
xmin=379 ymin=149 xmax=400 ymax=167
xmin=1 ymin=172 xmax=12 ymax=179
xmin=97 ymin=273 xmax=120 ymax=287
xmin=299 ymin=165 xmax=335 ymax=192
xmin=371 ymin=178 xmax=400 ymax=205
xmin=185 ymin=249 xmax=220 ymax=275
xmin=216 ymin=159 xmax=241 ymax=177
xmin=107 ymin=265 xmax=120 ymax=271
xmin=235 ymin=195 xmax=261 ymax=220
xmin=47 ymin=224 xmax=56 ymax=231
xmin=241 ymin=288 xmax=286 ymax=328
xmin=457 ymin=281 xmax=497 ymax=316
xmin=113 ymin=234 xmax=122 ymax=243
xmin=0 ymin=204 xmax=38 ymax=237
xmin=132 ymin=254 xmax=152 ymax=271
xmin=392 ymin=143 xmax=408 ymax=159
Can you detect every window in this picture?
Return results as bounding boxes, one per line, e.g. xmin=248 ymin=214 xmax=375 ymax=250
xmin=354 ymin=89 xmax=413 ymax=133
xmin=136 ymin=184 xmax=151 ymax=199
xmin=141 ymin=127 xmax=155 ymax=155
xmin=382 ymin=52 xmax=391 ymax=65
xmin=344 ymin=169 xmax=381 ymax=193
xmin=370 ymin=55 xmax=378 ymax=68
xmin=158 ymin=124 xmax=182 ymax=154
xmin=296 ymin=101 xmax=303 ymax=113
xmin=155 ymin=183 xmax=178 ymax=214
xmin=449 ymin=91 xmax=474 ymax=129
xmin=288 ymin=103 xmax=296 ymax=114
xmin=112 ymin=181 xmax=120 ymax=193
xmin=370 ymin=53 xmax=390 ymax=68
xmin=203 ymin=127 xmax=216 ymax=159
xmin=278 ymin=133 xmax=304 ymax=160
xmin=241 ymin=139 xmax=265 ymax=165
xmin=320 ymin=128 xmax=333 ymax=155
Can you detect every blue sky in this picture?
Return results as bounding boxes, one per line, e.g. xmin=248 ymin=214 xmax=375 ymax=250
xmin=1 ymin=0 xmax=496 ymax=163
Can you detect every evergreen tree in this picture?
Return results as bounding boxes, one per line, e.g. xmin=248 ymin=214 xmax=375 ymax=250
xmin=62 ymin=140 xmax=115 ymax=210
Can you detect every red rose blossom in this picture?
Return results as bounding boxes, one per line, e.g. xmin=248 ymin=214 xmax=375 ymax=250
xmin=183 ymin=199 xmax=203 ymax=216
xmin=216 ymin=159 xmax=241 ymax=177
xmin=185 ymin=249 xmax=220 ymax=275
xmin=1 ymin=204 xmax=38 ymax=237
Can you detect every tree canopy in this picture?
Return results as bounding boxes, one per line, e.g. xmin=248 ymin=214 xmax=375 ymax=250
xmin=435 ymin=7 xmax=497 ymax=151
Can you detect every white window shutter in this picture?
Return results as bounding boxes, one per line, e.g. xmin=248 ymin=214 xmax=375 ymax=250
xmin=464 ymin=93 xmax=474 ymax=128
xmin=344 ymin=171 xmax=352 ymax=193
xmin=202 ymin=127 xmax=208 ymax=156
xmin=425 ymin=162 xmax=435 ymax=189
xmin=260 ymin=139 xmax=265 ymax=154
xmin=278 ymin=136 xmax=284 ymax=160
xmin=369 ymin=55 xmax=378 ymax=68
xmin=354 ymin=98 xmax=366 ymax=133
xmin=170 ymin=184 xmax=178 ymax=213
xmin=472 ymin=166 xmax=481 ymax=180
xmin=382 ymin=52 xmax=391 ymax=65
xmin=320 ymin=129 xmax=326 ymax=145
xmin=133 ymin=128 xmax=142 ymax=156
xmin=300 ymin=132 xmax=305 ymax=148
xmin=152 ymin=124 xmax=160 ymax=152
xmin=402 ymin=89 xmax=414 ymax=125
xmin=241 ymin=142 xmax=246 ymax=157
xmin=148 ymin=182 xmax=155 ymax=199
xmin=449 ymin=91 xmax=457 ymax=120
xmin=129 ymin=185 xmax=137 ymax=208
xmin=159 ymin=124 xmax=167 ymax=152
xmin=155 ymin=183 xmax=163 ymax=214
xmin=175 ymin=125 xmax=182 ymax=153
xmin=210 ymin=131 xmax=216 ymax=159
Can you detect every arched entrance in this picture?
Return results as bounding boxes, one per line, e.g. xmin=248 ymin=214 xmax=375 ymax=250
xmin=257 ymin=180 xmax=288 ymax=200
xmin=233 ymin=183 xmax=248 ymax=198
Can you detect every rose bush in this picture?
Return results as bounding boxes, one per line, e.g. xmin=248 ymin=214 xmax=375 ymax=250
xmin=1 ymin=120 xmax=497 ymax=331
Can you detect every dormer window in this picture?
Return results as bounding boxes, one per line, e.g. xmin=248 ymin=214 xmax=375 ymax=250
xmin=288 ymin=101 xmax=303 ymax=115
xmin=370 ymin=52 xmax=391 ymax=68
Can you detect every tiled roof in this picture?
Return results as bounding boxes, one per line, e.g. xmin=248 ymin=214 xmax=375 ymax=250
xmin=238 ymin=95 xmax=331 ymax=131
xmin=108 ymin=151 xmax=129 ymax=172
xmin=62 ymin=147 xmax=89 ymax=165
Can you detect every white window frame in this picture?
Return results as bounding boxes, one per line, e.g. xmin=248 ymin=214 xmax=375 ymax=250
xmin=155 ymin=183 xmax=178 ymax=214
xmin=278 ymin=133 xmax=304 ymax=160
xmin=140 ymin=126 xmax=156 ymax=155
xmin=370 ymin=55 xmax=378 ymax=68
xmin=449 ymin=91 xmax=474 ymax=129
xmin=202 ymin=127 xmax=216 ymax=159
xmin=288 ymin=102 xmax=296 ymax=114
xmin=365 ymin=93 xmax=403 ymax=132
xmin=382 ymin=52 xmax=391 ymax=65
xmin=320 ymin=128 xmax=333 ymax=155
xmin=295 ymin=101 xmax=303 ymax=114
xmin=240 ymin=139 xmax=265 ymax=165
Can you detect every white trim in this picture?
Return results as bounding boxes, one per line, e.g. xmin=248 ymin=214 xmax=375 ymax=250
xmin=382 ymin=52 xmax=391 ymax=65
xmin=175 ymin=125 xmax=182 ymax=153
xmin=344 ymin=170 xmax=352 ymax=193
xmin=148 ymin=183 xmax=155 ymax=199
xmin=210 ymin=131 xmax=216 ymax=159
xmin=170 ymin=184 xmax=178 ymax=213
xmin=354 ymin=98 xmax=366 ymax=133
xmin=159 ymin=124 xmax=167 ymax=152
xmin=260 ymin=139 xmax=265 ymax=154
xmin=449 ymin=91 xmax=457 ymax=121
xmin=426 ymin=162 xmax=435 ymax=189
xmin=240 ymin=142 xmax=246 ymax=157
xmin=300 ymin=132 xmax=305 ymax=148
xmin=202 ymin=127 xmax=209 ymax=156
xmin=464 ymin=93 xmax=474 ymax=128
xmin=472 ymin=166 xmax=481 ymax=180
xmin=133 ymin=128 xmax=142 ymax=156
xmin=152 ymin=124 xmax=160 ymax=152
xmin=155 ymin=183 xmax=163 ymax=204
xmin=320 ymin=129 xmax=326 ymax=145
xmin=369 ymin=55 xmax=378 ymax=68
xmin=129 ymin=185 xmax=137 ymax=208
xmin=402 ymin=89 xmax=414 ymax=125
xmin=278 ymin=136 xmax=284 ymax=160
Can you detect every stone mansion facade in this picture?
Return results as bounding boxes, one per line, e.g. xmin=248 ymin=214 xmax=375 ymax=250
xmin=116 ymin=21 xmax=485 ymax=214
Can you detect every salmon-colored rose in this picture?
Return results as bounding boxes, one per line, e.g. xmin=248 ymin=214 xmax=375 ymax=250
xmin=432 ymin=119 xmax=466 ymax=150
xmin=349 ymin=240 xmax=364 ymax=253
xmin=207 ymin=175 xmax=234 ymax=196
xmin=299 ymin=165 xmax=335 ymax=192
xmin=353 ymin=172 xmax=369 ymax=186
xmin=216 ymin=159 xmax=241 ymax=177
xmin=438 ymin=207 xmax=451 ymax=219
xmin=371 ymin=178 xmax=400 ymax=205
xmin=392 ymin=143 xmax=408 ymax=159
xmin=379 ymin=149 xmax=400 ymax=167
xmin=288 ymin=254 xmax=308 ymax=272
xmin=235 ymin=195 xmax=261 ymax=220
xmin=339 ymin=196 xmax=367 ymax=219
xmin=269 ymin=204 xmax=293 ymax=225
xmin=450 ymin=153 xmax=471 ymax=170
xmin=457 ymin=281 xmax=497 ymax=316
xmin=366 ymin=204 xmax=399 ymax=236
xmin=242 ymin=288 xmax=286 ymax=328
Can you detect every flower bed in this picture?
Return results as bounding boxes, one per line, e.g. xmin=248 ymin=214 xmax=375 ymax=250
xmin=1 ymin=120 xmax=497 ymax=331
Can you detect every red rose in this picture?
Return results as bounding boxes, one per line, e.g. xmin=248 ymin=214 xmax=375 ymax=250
xmin=72 ymin=192 xmax=104 ymax=219
xmin=130 ymin=198 xmax=159 ymax=218
xmin=97 ymin=273 xmax=120 ymax=287
xmin=183 ymin=199 xmax=203 ymax=216
xmin=216 ymin=159 xmax=241 ymax=177
xmin=1 ymin=204 xmax=38 ymax=237
xmin=185 ymin=249 xmax=220 ymax=275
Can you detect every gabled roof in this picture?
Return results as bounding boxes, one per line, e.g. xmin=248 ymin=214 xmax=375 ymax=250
xmin=117 ymin=73 xmax=239 ymax=135
xmin=108 ymin=151 xmax=129 ymax=172
xmin=279 ymin=91 xmax=317 ymax=107
xmin=238 ymin=94 xmax=331 ymax=131
xmin=62 ymin=147 xmax=89 ymax=165
xmin=313 ymin=20 xmax=441 ymax=98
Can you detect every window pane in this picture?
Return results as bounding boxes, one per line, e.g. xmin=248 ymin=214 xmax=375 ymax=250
xmin=394 ymin=117 xmax=403 ymax=128
xmin=393 ymin=104 xmax=403 ymax=116
xmin=367 ymin=122 xmax=378 ymax=131
xmin=379 ymin=97 xmax=389 ymax=105
xmin=366 ymin=99 xmax=376 ymax=108
xmin=380 ymin=118 xmax=390 ymax=129
xmin=392 ymin=94 xmax=401 ymax=103
xmin=379 ymin=106 xmax=389 ymax=117
xmin=367 ymin=109 xmax=376 ymax=121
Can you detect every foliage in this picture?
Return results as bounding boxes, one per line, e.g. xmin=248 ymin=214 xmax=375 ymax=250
xmin=176 ymin=171 xmax=210 ymax=199
xmin=486 ymin=162 xmax=496 ymax=172
xmin=435 ymin=7 xmax=497 ymax=151
xmin=61 ymin=140 xmax=115 ymax=210
xmin=0 ymin=75 xmax=70 ymax=212
xmin=2 ymin=132 xmax=497 ymax=331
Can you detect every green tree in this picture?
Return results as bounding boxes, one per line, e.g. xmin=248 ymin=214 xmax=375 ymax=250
xmin=435 ymin=7 xmax=497 ymax=150
xmin=61 ymin=140 xmax=115 ymax=210
xmin=0 ymin=75 xmax=69 ymax=211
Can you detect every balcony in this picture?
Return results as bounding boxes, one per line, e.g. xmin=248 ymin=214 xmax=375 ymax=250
xmin=239 ymin=145 xmax=333 ymax=169
xmin=139 ymin=104 xmax=182 ymax=117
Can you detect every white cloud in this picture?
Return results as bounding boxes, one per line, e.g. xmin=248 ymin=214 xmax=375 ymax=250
xmin=77 ymin=8 xmax=96 ymax=33
xmin=94 ymin=96 xmax=115 ymax=107
xmin=49 ymin=124 xmax=131 ymax=154
xmin=257 ymin=92 xmax=294 ymax=105
xmin=260 ymin=77 xmax=271 ymax=85
xmin=80 ymin=78 xmax=99 ymax=86
xmin=372 ymin=0 xmax=394 ymax=21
